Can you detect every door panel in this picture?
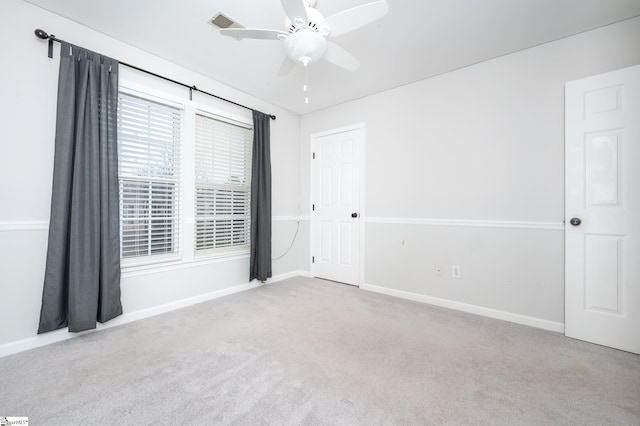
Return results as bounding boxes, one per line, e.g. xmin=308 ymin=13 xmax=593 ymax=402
xmin=311 ymin=126 xmax=362 ymax=286
xmin=585 ymin=130 xmax=623 ymax=206
xmin=565 ymin=65 xmax=640 ymax=354
xmin=584 ymin=234 xmax=623 ymax=314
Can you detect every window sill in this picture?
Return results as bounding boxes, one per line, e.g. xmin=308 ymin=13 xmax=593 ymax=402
xmin=121 ymin=254 xmax=183 ymax=270
xmin=121 ymin=251 xmax=250 ymax=278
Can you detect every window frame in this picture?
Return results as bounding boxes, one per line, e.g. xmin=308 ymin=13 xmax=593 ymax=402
xmin=117 ymin=85 xmax=185 ymax=268
xmin=194 ymin=110 xmax=254 ymax=257
xmin=117 ymin=80 xmax=254 ymax=270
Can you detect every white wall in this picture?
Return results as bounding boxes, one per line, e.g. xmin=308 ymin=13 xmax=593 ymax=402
xmin=300 ymin=17 xmax=640 ymax=327
xmin=0 ymin=0 xmax=304 ymax=353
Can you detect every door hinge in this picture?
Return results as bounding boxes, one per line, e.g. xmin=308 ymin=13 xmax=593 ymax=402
xmin=313 ymin=152 xmax=315 ymax=159
xmin=312 ymin=204 xmax=315 ymax=211
xmin=312 ymin=256 xmax=315 ymax=263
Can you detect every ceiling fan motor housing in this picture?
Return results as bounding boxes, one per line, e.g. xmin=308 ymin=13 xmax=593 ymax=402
xmin=285 ymin=6 xmax=325 ymax=33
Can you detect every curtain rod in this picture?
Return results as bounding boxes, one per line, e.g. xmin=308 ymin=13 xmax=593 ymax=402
xmin=34 ymin=29 xmax=276 ymax=120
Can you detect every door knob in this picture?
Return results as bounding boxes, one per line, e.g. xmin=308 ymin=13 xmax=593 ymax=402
xmin=351 ymin=213 xmax=358 ymax=218
xmin=569 ymin=218 xmax=582 ymax=226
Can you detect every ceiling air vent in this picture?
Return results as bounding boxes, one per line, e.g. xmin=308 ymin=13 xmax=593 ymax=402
xmin=209 ymin=12 xmax=244 ymax=29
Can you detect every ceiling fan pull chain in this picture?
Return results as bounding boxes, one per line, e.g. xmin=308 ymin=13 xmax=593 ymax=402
xmin=304 ymin=66 xmax=310 ymax=104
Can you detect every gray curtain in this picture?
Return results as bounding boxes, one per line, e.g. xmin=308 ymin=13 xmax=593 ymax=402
xmin=38 ymin=42 xmax=122 ymax=334
xmin=250 ymin=111 xmax=272 ymax=282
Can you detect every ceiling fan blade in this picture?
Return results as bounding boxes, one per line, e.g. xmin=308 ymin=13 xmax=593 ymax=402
xmin=322 ymin=0 xmax=389 ymax=37
xmin=219 ymin=28 xmax=286 ymax=40
xmin=278 ymin=56 xmax=296 ymax=77
xmin=324 ymin=42 xmax=360 ymax=71
xmin=280 ymin=0 xmax=309 ymax=23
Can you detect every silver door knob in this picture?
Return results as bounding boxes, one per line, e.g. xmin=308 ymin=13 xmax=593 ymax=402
xmin=570 ymin=218 xmax=581 ymax=226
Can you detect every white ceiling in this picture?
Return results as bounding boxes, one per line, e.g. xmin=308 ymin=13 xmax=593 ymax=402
xmin=25 ymin=0 xmax=640 ymax=115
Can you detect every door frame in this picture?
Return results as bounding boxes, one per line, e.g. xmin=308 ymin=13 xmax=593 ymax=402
xmin=309 ymin=123 xmax=366 ymax=287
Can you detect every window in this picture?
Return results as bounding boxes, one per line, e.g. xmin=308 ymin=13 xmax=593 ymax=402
xmin=195 ymin=113 xmax=253 ymax=254
xmin=116 ymin=83 xmax=253 ymax=266
xmin=117 ymin=92 xmax=182 ymax=260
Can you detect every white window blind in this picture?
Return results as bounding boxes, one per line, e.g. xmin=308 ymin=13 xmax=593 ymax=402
xmin=195 ymin=113 xmax=253 ymax=254
xmin=117 ymin=92 xmax=182 ymax=259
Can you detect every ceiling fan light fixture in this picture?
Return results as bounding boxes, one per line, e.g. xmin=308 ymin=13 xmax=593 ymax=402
xmin=283 ymin=29 xmax=326 ymax=66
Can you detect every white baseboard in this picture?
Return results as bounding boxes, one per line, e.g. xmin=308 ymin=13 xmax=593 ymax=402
xmin=360 ymin=283 xmax=565 ymax=333
xmin=0 ymin=270 xmax=307 ymax=358
xmin=262 ymin=270 xmax=312 ymax=282
xmin=278 ymin=271 xmax=313 ymax=282
xmin=2 ymin=272 xmax=558 ymax=358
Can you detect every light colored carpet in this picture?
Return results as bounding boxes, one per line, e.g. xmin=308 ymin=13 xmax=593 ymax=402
xmin=1 ymin=276 xmax=639 ymax=425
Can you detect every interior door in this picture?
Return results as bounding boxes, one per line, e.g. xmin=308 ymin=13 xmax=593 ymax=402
xmin=565 ymin=64 xmax=640 ymax=354
xmin=311 ymin=126 xmax=362 ymax=286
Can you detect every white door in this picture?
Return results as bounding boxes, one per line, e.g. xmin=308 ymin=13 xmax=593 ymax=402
xmin=310 ymin=125 xmax=363 ymax=286
xmin=565 ymin=64 xmax=640 ymax=354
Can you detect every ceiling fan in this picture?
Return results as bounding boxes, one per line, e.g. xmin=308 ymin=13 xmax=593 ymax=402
xmin=218 ymin=0 xmax=389 ymax=73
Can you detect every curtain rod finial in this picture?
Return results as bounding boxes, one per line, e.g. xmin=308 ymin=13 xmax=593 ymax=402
xmin=34 ymin=29 xmax=49 ymax=39
xmin=270 ymin=114 xmax=276 ymax=120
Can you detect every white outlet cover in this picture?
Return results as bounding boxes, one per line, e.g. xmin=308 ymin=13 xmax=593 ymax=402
xmin=452 ymin=265 xmax=461 ymax=278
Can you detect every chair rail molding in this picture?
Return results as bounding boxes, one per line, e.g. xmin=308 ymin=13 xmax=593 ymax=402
xmin=0 ymin=221 xmax=49 ymax=232
xmin=364 ymin=217 xmax=564 ymax=231
xmin=272 ymin=215 xmax=310 ymax=222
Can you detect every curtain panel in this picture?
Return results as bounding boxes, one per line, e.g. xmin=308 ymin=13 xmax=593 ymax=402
xmin=38 ymin=42 xmax=122 ymax=334
xmin=250 ymin=111 xmax=272 ymax=282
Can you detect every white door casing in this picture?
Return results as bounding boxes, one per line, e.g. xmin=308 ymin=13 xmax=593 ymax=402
xmin=310 ymin=124 xmax=364 ymax=286
xmin=565 ymin=64 xmax=640 ymax=354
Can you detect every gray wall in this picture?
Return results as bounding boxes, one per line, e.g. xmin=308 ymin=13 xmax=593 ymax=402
xmin=300 ymin=16 xmax=640 ymax=326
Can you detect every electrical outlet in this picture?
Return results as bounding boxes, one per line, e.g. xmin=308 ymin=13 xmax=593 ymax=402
xmin=452 ymin=265 xmax=461 ymax=278
xmin=435 ymin=265 xmax=443 ymax=277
